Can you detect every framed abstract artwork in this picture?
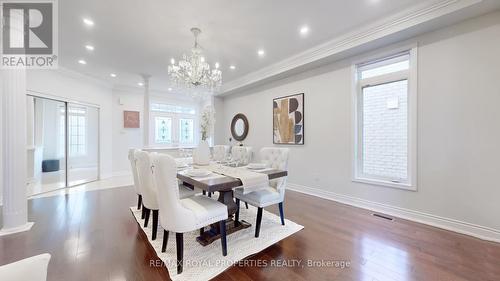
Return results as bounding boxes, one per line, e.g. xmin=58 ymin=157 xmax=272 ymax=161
xmin=124 ymin=111 xmax=140 ymax=128
xmin=273 ymin=93 xmax=304 ymax=145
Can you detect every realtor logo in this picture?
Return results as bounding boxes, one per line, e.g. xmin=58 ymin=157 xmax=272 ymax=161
xmin=1 ymin=0 xmax=58 ymax=68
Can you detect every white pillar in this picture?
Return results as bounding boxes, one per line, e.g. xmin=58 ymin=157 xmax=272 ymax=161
xmin=0 ymin=68 xmax=34 ymax=236
xmin=141 ymin=74 xmax=151 ymax=147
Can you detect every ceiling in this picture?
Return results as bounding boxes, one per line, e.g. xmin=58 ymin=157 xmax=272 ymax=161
xmin=57 ymin=0 xmax=496 ymax=94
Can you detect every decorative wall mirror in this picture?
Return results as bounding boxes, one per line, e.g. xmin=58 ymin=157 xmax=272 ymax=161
xmin=231 ymin=113 xmax=249 ymax=141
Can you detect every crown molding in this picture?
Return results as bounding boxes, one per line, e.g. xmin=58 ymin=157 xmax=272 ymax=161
xmin=219 ymin=0 xmax=483 ymax=96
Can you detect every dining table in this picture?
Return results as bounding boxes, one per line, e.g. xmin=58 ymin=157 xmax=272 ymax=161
xmin=176 ymin=162 xmax=288 ymax=246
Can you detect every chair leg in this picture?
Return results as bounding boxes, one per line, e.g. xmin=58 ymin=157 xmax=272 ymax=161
xmin=208 ymin=192 xmax=212 ymax=198
xmin=161 ymin=230 xmax=169 ymax=253
xmin=245 ymin=202 xmax=249 ymax=209
xmin=152 ymin=210 xmax=159 ymax=240
xmin=176 ymin=233 xmax=184 ymax=274
xmin=234 ymin=199 xmax=240 ymax=227
xmin=144 ymin=207 xmax=151 ymax=227
xmin=255 ymin=207 xmax=263 ymax=238
xmin=141 ymin=203 xmax=145 ymax=219
xmin=199 ymin=227 xmax=204 ymax=236
xmin=137 ymin=195 xmax=142 ymax=210
xmin=278 ymin=202 xmax=285 ymax=225
xmin=202 ymin=190 xmax=206 ymax=196
xmin=220 ymin=220 xmax=228 ymax=256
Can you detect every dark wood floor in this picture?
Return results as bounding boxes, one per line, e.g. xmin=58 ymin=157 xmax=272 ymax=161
xmin=1 ymin=186 xmax=499 ymax=281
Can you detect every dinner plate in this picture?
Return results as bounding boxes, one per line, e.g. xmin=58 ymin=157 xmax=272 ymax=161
xmin=185 ymin=169 xmax=211 ymax=177
xmin=247 ymin=163 xmax=267 ymax=170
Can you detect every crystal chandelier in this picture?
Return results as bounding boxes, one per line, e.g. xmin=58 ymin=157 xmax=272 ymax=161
xmin=168 ymin=27 xmax=222 ymax=92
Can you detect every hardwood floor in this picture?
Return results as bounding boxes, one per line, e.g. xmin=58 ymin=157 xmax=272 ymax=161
xmin=1 ymin=186 xmax=499 ymax=281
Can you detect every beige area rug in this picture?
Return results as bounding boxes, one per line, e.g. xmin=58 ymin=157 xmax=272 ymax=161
xmin=130 ymin=203 xmax=303 ymax=281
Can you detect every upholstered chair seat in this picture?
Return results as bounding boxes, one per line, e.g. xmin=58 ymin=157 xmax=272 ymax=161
xmin=152 ymin=153 xmax=229 ymax=274
xmin=234 ymin=147 xmax=289 ymax=237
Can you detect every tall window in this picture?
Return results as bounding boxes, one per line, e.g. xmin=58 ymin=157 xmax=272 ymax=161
xmin=353 ymin=50 xmax=417 ymax=189
xmin=151 ymin=102 xmax=197 ymax=146
xmin=68 ymin=106 xmax=87 ymax=156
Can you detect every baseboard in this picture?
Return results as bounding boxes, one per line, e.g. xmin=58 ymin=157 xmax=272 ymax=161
xmin=287 ymin=183 xmax=500 ymax=243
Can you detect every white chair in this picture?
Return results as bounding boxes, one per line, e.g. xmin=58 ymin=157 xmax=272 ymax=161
xmin=0 ymin=253 xmax=51 ymax=281
xmin=152 ymin=153 xmax=229 ymax=274
xmin=231 ymin=146 xmax=253 ymax=165
xmin=135 ymin=151 xmax=198 ymax=240
xmin=234 ymin=147 xmax=289 ymax=237
xmin=212 ymin=145 xmax=230 ymax=162
xmin=128 ymin=149 xmax=142 ymax=212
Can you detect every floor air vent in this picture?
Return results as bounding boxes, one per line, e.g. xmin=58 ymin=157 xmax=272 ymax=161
xmin=372 ymin=213 xmax=394 ymax=221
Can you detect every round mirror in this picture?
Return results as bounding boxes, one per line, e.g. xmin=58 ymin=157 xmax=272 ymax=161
xmin=231 ymin=113 xmax=249 ymax=141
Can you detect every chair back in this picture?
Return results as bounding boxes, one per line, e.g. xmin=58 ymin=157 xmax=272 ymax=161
xmin=152 ymin=154 xmax=197 ymax=232
xmin=134 ymin=151 xmax=158 ymax=210
xmin=128 ymin=149 xmax=141 ymax=195
xmin=213 ymin=145 xmax=230 ymax=161
xmin=260 ymin=147 xmax=289 ymax=201
xmin=231 ymin=146 xmax=252 ymax=165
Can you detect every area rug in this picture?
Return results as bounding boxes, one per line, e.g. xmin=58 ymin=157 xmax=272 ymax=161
xmin=130 ymin=203 xmax=304 ymax=281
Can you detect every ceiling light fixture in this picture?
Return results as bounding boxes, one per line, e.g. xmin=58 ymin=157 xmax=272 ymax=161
xmin=229 ymin=65 xmax=236 ymax=70
xmin=299 ymin=25 xmax=309 ymax=36
xmin=85 ymin=45 xmax=94 ymax=51
xmin=168 ymin=27 xmax=222 ymax=96
xmin=168 ymin=87 xmax=173 ymax=91
xmin=78 ymin=59 xmax=86 ymax=65
xmin=110 ymin=73 xmax=117 ymax=78
xmin=83 ymin=18 xmax=94 ymax=26
xmin=138 ymin=82 xmax=144 ymax=86
xmin=257 ymin=49 xmax=265 ymax=56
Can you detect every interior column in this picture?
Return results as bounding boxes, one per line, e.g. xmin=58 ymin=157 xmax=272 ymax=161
xmin=142 ymin=74 xmax=151 ymax=147
xmin=0 ymin=68 xmax=34 ymax=236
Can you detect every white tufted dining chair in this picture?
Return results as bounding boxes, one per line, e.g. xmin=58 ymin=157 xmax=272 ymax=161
xmin=212 ymin=145 xmax=230 ymax=162
xmin=234 ymin=147 xmax=289 ymax=237
xmin=0 ymin=253 xmax=51 ymax=281
xmin=128 ymin=149 xmax=143 ymax=212
xmin=231 ymin=146 xmax=253 ymax=165
xmin=152 ymin=153 xmax=229 ymax=274
xmin=135 ymin=151 xmax=198 ymax=241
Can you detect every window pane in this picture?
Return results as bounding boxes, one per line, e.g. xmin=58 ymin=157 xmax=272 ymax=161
xmin=155 ymin=117 xmax=172 ymax=144
xmin=359 ymin=54 xmax=409 ymax=79
xmin=362 ymin=79 xmax=408 ymax=180
xmin=151 ymin=103 xmax=195 ymax=115
xmin=179 ymin=118 xmax=194 ymax=144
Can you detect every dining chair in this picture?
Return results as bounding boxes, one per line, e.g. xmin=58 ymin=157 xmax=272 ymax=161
xmin=231 ymin=146 xmax=253 ymax=165
xmin=213 ymin=145 xmax=230 ymax=162
xmin=0 ymin=253 xmax=51 ymax=281
xmin=234 ymin=147 xmax=289 ymax=237
xmin=135 ymin=151 xmax=198 ymax=240
xmin=152 ymin=153 xmax=229 ymax=274
xmin=128 ymin=149 xmax=143 ymax=213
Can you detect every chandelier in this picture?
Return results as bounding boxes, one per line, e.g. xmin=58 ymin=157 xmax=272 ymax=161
xmin=168 ymin=27 xmax=222 ymax=92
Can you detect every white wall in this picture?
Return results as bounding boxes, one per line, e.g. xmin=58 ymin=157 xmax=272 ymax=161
xmin=26 ymin=69 xmax=114 ymax=178
xmin=220 ymin=12 xmax=500 ymax=236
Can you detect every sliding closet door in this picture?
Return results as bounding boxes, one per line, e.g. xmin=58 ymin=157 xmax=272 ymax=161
xmin=28 ymin=97 xmax=67 ymax=196
xmin=67 ymin=103 xmax=99 ymax=186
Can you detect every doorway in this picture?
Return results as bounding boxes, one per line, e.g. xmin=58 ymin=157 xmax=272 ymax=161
xmin=27 ymin=95 xmax=100 ymax=196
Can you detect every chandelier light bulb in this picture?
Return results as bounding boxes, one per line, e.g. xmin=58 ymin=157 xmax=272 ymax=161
xmin=200 ymin=57 xmax=205 ymax=62
xmin=215 ymin=62 xmax=220 ymax=69
xmin=170 ymin=58 xmax=175 ymax=64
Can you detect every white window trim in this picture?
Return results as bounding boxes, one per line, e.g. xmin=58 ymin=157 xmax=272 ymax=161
xmin=351 ymin=45 xmax=418 ymax=191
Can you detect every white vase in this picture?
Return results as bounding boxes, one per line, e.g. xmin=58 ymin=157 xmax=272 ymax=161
xmin=194 ymin=140 xmax=210 ymax=165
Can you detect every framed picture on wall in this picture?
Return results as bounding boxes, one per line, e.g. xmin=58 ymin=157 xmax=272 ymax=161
xmin=273 ymin=93 xmax=304 ymax=145
xmin=124 ymin=111 xmax=140 ymax=128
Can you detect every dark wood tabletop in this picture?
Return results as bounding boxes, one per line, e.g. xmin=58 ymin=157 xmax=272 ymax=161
xmin=177 ymin=169 xmax=288 ymax=193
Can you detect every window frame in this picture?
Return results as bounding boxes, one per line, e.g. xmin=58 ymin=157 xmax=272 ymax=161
xmin=351 ymin=46 xmax=418 ymax=191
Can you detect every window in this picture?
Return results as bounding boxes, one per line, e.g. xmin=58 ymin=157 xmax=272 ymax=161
xmin=353 ymin=49 xmax=417 ymax=190
xmin=68 ymin=106 xmax=87 ymax=156
xmin=151 ymin=102 xmax=197 ymax=146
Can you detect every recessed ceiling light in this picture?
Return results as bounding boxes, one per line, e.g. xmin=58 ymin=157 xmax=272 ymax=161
xmin=137 ymin=82 xmax=144 ymax=86
xmin=83 ymin=18 xmax=94 ymax=27
xmin=257 ymin=49 xmax=265 ymax=57
xmin=110 ymin=73 xmax=117 ymax=78
xmin=229 ymin=65 xmax=236 ymax=70
xmin=85 ymin=45 xmax=94 ymax=51
xmin=168 ymin=87 xmax=172 ymax=91
xmin=78 ymin=59 xmax=87 ymax=65
xmin=299 ymin=25 xmax=309 ymax=36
